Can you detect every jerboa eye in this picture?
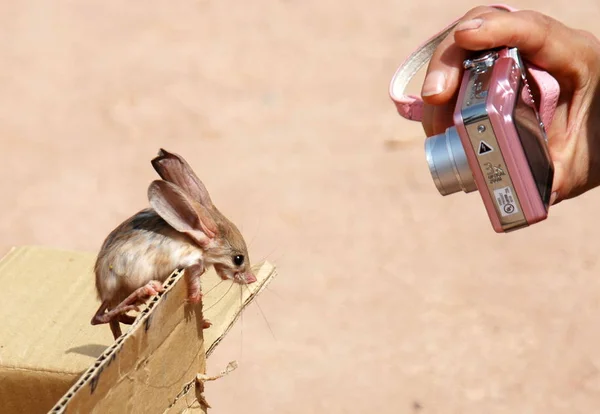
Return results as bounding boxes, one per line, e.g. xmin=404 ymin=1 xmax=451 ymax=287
xmin=233 ymin=255 xmax=244 ymax=266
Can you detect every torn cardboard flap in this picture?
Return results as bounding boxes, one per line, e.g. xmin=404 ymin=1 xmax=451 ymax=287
xmin=200 ymin=258 xmax=276 ymax=357
xmin=0 ymin=246 xmax=276 ymax=414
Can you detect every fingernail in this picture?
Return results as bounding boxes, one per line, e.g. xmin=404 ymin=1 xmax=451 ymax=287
xmin=422 ymin=71 xmax=447 ymax=97
xmin=550 ymin=191 xmax=558 ymax=205
xmin=455 ymin=18 xmax=483 ymax=32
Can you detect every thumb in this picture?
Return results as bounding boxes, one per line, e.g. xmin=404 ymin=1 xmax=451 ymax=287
xmin=453 ymin=10 xmax=595 ymax=87
xmin=420 ymin=5 xmax=505 ymax=106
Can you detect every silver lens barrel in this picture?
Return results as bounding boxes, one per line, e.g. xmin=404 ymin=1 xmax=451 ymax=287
xmin=424 ymin=127 xmax=477 ymax=195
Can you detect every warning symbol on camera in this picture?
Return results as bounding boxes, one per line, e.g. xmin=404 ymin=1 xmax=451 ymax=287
xmin=493 ymin=186 xmax=519 ymax=217
xmin=478 ymin=140 xmax=494 ymax=155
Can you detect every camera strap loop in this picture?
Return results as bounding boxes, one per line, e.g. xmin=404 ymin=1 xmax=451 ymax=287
xmin=388 ymin=4 xmax=560 ymax=131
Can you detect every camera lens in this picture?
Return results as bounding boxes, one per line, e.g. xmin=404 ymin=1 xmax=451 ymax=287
xmin=424 ymin=126 xmax=477 ymax=195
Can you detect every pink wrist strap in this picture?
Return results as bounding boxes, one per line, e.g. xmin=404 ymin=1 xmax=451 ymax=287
xmin=388 ymin=3 xmax=560 ymax=130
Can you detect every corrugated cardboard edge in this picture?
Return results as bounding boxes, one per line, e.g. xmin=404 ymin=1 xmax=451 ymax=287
xmin=48 ymin=267 xmax=196 ymax=414
xmin=48 ymin=261 xmax=277 ymax=414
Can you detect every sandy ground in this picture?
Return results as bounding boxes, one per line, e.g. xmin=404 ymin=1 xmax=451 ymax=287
xmin=2 ymin=0 xmax=600 ymax=413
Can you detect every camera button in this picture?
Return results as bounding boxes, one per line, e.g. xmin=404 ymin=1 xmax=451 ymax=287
xmin=464 ymin=51 xmax=499 ymax=72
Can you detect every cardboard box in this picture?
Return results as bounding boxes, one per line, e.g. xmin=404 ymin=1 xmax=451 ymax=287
xmin=0 ymin=246 xmax=276 ymax=413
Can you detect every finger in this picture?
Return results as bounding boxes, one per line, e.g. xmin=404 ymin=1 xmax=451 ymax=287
xmin=431 ymin=94 xmax=458 ymax=135
xmin=421 ymin=95 xmax=459 ymax=137
xmin=421 ymin=103 xmax=435 ymax=137
xmin=420 ymin=42 xmax=469 ymax=105
xmin=453 ymin=10 xmax=593 ymax=87
xmin=420 ymin=6 xmax=506 ymax=105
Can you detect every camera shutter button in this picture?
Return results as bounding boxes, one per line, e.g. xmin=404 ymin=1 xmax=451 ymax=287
xmin=463 ymin=51 xmax=499 ymax=72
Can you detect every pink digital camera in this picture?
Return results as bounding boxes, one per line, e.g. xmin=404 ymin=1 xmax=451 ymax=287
xmin=425 ymin=47 xmax=555 ymax=233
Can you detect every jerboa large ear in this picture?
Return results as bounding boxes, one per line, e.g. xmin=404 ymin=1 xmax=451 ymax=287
xmin=151 ymin=148 xmax=213 ymax=208
xmin=148 ymin=180 xmax=218 ymax=247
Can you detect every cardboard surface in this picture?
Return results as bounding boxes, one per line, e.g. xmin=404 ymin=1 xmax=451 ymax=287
xmin=0 ymin=245 xmax=110 ymax=414
xmin=50 ymin=267 xmax=205 ymax=414
xmin=0 ymin=246 xmax=276 ymax=414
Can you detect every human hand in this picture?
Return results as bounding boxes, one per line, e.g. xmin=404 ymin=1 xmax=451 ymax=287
xmin=420 ymin=6 xmax=600 ymax=205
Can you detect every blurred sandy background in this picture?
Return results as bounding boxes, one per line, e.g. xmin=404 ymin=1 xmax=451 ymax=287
xmin=1 ymin=0 xmax=600 ymax=413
